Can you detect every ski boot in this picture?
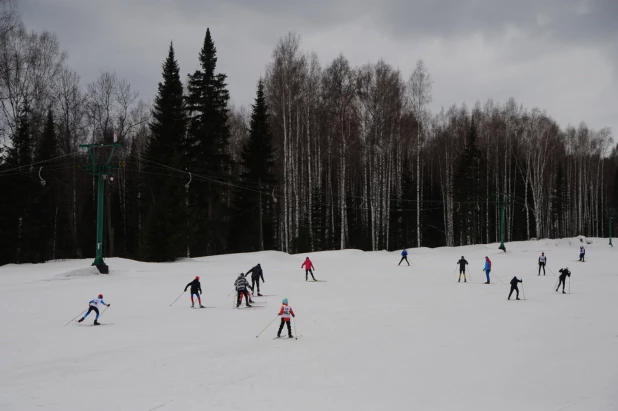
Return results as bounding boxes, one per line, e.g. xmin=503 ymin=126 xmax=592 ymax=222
xmin=93 ymin=320 xmax=100 ymax=326
xmin=191 ymin=303 xmax=194 ymax=308
xmin=562 ymin=291 xmax=566 ymax=294
xmin=246 ymin=303 xmax=253 ymax=307
xmin=77 ymin=318 xmax=84 ymax=323
xmin=458 ymin=279 xmax=461 ymax=283
xmin=257 ymin=293 xmax=263 ymax=297
xmin=236 ymin=303 xmax=240 ymax=308
xmin=199 ymin=305 xmax=205 ymax=308
xmin=516 ymin=297 xmax=520 ymax=300
xmin=464 ymin=279 xmax=467 ymax=282
xmin=288 ymin=334 xmax=294 ymax=338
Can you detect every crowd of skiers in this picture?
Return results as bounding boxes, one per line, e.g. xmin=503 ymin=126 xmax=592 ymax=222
xmin=75 ymin=244 xmax=584 ymax=329
xmin=399 ymin=245 xmax=584 ymax=301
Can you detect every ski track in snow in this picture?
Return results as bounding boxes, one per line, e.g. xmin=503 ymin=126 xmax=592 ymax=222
xmin=0 ymin=238 xmax=617 ymax=410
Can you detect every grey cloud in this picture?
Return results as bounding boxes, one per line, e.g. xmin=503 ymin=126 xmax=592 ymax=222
xmin=17 ymin=0 xmax=618 ymax=134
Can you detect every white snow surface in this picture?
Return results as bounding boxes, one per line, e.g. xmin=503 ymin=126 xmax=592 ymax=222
xmin=1 ymin=238 xmax=617 ymax=411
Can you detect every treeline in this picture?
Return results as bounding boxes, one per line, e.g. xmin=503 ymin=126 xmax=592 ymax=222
xmin=0 ymin=5 xmax=616 ymax=265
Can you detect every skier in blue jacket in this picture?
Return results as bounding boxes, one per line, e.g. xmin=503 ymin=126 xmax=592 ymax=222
xmin=483 ymin=257 xmax=492 ymax=284
xmin=398 ymin=249 xmax=410 ymax=266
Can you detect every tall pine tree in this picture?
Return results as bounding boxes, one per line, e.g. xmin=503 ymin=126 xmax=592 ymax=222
xmin=3 ymin=103 xmax=35 ymax=262
xmin=186 ymin=28 xmax=231 ymax=256
xmin=142 ymin=42 xmax=188 ymax=262
xmin=230 ymin=80 xmax=277 ymax=252
xmin=454 ymin=117 xmax=485 ymax=245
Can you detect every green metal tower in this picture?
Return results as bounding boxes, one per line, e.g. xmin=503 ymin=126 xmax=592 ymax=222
xmin=79 ymin=143 xmax=122 ymax=274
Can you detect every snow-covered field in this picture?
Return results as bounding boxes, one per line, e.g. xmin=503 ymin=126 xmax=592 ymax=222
xmin=1 ymin=238 xmax=617 ymax=411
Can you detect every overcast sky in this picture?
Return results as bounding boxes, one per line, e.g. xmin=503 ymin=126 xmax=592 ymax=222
xmin=19 ymin=0 xmax=618 ymax=135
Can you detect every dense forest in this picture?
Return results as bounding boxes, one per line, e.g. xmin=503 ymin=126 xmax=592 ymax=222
xmin=1 ymin=2 xmax=617 ymax=266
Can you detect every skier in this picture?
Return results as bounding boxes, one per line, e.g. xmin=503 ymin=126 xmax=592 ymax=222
xmin=579 ymin=246 xmax=585 ymax=262
xmin=483 ymin=256 xmax=492 ymax=284
xmin=184 ymin=276 xmax=204 ymax=308
xmin=457 ymin=256 xmax=468 ymax=282
xmin=508 ymin=276 xmax=523 ymax=300
xmin=77 ymin=294 xmax=110 ymax=325
xmin=245 ymin=264 xmax=265 ymax=296
xmin=538 ymin=252 xmax=547 ymax=275
xmin=556 ymin=267 xmax=571 ymax=294
xmin=399 ymin=249 xmax=410 ymax=266
xmin=301 ymin=257 xmax=316 ymax=281
xmin=234 ymin=273 xmax=253 ymax=307
xmin=276 ymin=297 xmax=295 ymax=338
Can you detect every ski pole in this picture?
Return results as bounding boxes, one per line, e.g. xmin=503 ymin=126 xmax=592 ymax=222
xmin=293 ymin=317 xmax=298 ymax=340
xmin=492 ymin=273 xmax=506 ymax=285
xmin=453 ymin=265 xmax=458 ymax=280
xmin=553 ymin=278 xmax=559 ymax=291
xmin=170 ymin=291 xmax=185 ymax=307
xmin=467 ymin=267 xmax=472 ymax=282
xmin=521 ymin=283 xmax=526 ymax=300
xmin=568 ymin=276 xmax=571 ymax=294
xmin=98 ymin=305 xmax=110 ymax=320
xmin=64 ymin=308 xmax=88 ymax=326
xmin=547 ymin=266 xmax=557 ymax=276
xmin=256 ymin=315 xmax=278 ymax=338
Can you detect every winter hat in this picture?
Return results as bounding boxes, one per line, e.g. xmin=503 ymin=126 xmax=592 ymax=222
xmin=195 ymin=276 xmax=200 ymax=280
xmin=98 ymin=294 xmax=103 ymax=298
xmin=238 ymin=273 xmax=244 ymax=278
xmin=282 ymin=298 xmax=288 ymax=304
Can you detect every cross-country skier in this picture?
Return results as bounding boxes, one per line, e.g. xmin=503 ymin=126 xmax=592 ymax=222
xmin=301 ymin=257 xmax=316 ymax=281
xmin=557 ymin=268 xmax=571 ymax=294
xmin=457 ymin=256 xmax=468 ymax=282
xmin=77 ymin=294 xmax=110 ymax=325
xmin=277 ymin=298 xmax=295 ymax=338
xmin=234 ymin=273 xmax=253 ymax=307
xmin=399 ymin=249 xmax=410 ymax=266
xmin=245 ymin=264 xmax=265 ymax=296
xmin=508 ymin=277 xmax=523 ymax=300
xmin=184 ymin=276 xmax=204 ymax=308
xmin=538 ymin=252 xmax=547 ymax=275
xmin=483 ymin=256 xmax=492 ymax=284
xmin=579 ymin=246 xmax=585 ymax=262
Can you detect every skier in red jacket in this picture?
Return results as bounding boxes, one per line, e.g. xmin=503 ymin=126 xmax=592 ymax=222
xmin=301 ymin=257 xmax=316 ymax=281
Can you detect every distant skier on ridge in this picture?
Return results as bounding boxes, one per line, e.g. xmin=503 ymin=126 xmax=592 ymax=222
xmin=301 ymin=257 xmax=316 ymax=281
xmin=483 ymin=256 xmax=492 ymax=284
xmin=538 ymin=252 xmax=547 ymax=275
xmin=399 ymin=249 xmax=410 ymax=266
xmin=77 ymin=294 xmax=110 ymax=325
xmin=184 ymin=276 xmax=204 ymax=308
xmin=579 ymin=246 xmax=585 ymax=262
xmin=508 ymin=276 xmax=523 ymax=300
xmin=245 ymin=264 xmax=265 ymax=296
xmin=457 ymin=256 xmax=468 ymax=282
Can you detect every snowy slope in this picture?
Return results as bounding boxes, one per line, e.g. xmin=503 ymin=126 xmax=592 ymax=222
xmin=0 ymin=238 xmax=617 ymax=411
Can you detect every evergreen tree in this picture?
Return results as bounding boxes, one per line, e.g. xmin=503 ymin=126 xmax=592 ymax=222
xmin=3 ymin=103 xmax=35 ymax=262
xmin=454 ymin=117 xmax=484 ymax=244
xmin=186 ymin=28 xmax=231 ymax=256
xmin=142 ymin=42 xmax=188 ymax=261
xmin=230 ymin=80 xmax=277 ymax=252
xmin=31 ymin=110 xmax=60 ymax=262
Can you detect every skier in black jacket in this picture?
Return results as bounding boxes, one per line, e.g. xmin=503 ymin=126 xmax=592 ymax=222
xmin=184 ymin=276 xmax=204 ymax=308
xmin=457 ymin=256 xmax=468 ymax=282
xmin=245 ymin=264 xmax=265 ymax=296
xmin=557 ymin=268 xmax=571 ymax=294
xmin=508 ymin=276 xmax=523 ymax=300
